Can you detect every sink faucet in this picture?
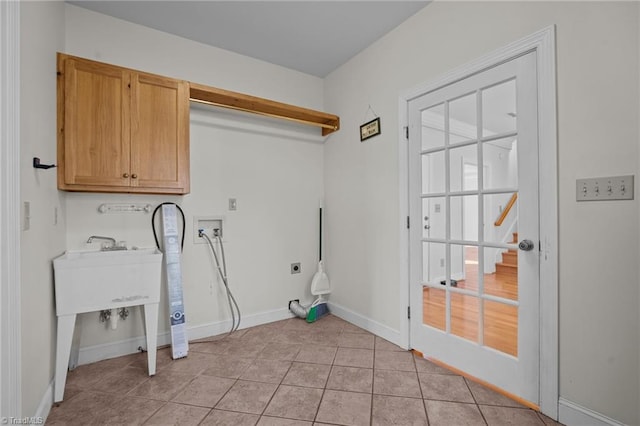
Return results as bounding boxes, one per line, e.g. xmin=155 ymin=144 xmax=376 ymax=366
xmin=87 ymin=235 xmax=116 ymax=245
xmin=86 ymin=235 xmax=125 ymax=250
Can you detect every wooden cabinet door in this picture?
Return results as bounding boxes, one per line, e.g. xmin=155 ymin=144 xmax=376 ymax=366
xmin=63 ymin=58 xmax=131 ymax=187
xmin=130 ymin=72 xmax=190 ymax=193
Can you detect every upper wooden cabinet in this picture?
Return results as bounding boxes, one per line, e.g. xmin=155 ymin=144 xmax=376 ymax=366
xmin=57 ymin=53 xmax=340 ymax=194
xmin=57 ymin=53 xmax=190 ymax=194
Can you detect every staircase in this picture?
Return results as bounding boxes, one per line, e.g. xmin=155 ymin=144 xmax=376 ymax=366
xmin=495 ymin=232 xmax=518 ymax=279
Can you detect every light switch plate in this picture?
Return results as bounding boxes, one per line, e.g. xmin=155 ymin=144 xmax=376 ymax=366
xmin=576 ymin=175 xmax=634 ymax=201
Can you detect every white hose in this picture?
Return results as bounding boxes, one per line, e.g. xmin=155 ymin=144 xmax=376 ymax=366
xmin=201 ymin=232 xmax=241 ymax=334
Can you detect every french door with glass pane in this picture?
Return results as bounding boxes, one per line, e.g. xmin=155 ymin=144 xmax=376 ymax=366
xmin=408 ymin=52 xmax=539 ymax=403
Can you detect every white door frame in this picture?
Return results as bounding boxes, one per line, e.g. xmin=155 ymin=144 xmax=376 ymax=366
xmin=398 ymin=26 xmax=558 ymax=419
xmin=0 ymin=0 xmax=22 ymax=418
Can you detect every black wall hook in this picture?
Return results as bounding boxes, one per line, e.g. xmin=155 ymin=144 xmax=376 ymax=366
xmin=33 ymin=157 xmax=56 ymax=170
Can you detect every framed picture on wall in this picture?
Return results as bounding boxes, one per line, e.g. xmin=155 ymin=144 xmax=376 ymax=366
xmin=360 ymin=117 xmax=381 ymax=141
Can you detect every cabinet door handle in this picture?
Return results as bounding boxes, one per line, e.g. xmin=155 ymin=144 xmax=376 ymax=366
xmin=131 ymin=174 xmax=138 ymax=179
xmin=122 ymin=173 xmax=129 ymax=178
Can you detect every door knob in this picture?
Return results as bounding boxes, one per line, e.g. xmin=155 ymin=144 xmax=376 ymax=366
xmin=122 ymin=173 xmax=129 ymax=178
xmin=518 ymin=239 xmax=535 ymax=251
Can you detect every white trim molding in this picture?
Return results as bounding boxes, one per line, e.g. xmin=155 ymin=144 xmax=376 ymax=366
xmin=76 ymin=306 xmax=296 ymax=366
xmin=398 ymin=26 xmax=558 ymax=419
xmin=558 ymin=398 xmax=626 ymax=426
xmin=328 ymin=301 xmax=402 ymax=347
xmin=35 ymin=380 xmax=53 ymax=424
xmin=75 ymin=303 xmax=402 ymax=379
xmin=0 ymin=0 xmax=22 ymax=419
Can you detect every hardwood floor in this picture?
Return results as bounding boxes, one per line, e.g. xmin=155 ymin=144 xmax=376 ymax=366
xmin=422 ymin=246 xmax=518 ymax=357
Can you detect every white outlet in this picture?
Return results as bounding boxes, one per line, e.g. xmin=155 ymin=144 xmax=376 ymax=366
xmin=439 ymin=258 xmax=445 ymax=267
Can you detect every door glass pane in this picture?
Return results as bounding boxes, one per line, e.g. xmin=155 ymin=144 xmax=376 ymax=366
xmin=484 ymin=193 xmax=518 ymax=245
xmin=483 ymin=137 xmax=518 ymax=190
xmin=423 ymin=286 xmax=445 ymax=331
xmin=449 ymin=146 xmax=477 ymax=192
xmin=482 ymin=79 xmax=516 ymax=136
xmin=482 ymin=246 xmax=518 ymax=301
xmin=422 ymin=103 xmax=445 ymax=150
xmin=450 ymin=244 xmax=478 ymax=293
xmin=422 ymin=151 xmax=445 ymax=194
xmin=422 ymin=242 xmax=446 ymax=285
xmin=483 ymin=300 xmax=518 ymax=357
xmin=451 ymin=293 xmax=479 ymax=343
xmin=422 ymin=197 xmax=446 ymax=239
xmin=449 ymin=92 xmax=477 ymax=143
xmin=450 ymin=195 xmax=478 ymax=242
xmin=450 ymin=243 xmax=464 ymax=288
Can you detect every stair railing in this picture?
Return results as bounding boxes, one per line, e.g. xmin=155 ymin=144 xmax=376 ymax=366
xmin=493 ymin=193 xmax=518 ymax=268
xmin=494 ymin=193 xmax=518 ymax=226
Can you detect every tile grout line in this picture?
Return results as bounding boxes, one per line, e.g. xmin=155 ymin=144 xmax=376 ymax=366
xmin=194 ymin=407 xmax=214 ymax=426
xmin=54 ymin=316 xmax=552 ymax=425
xmin=206 ymin=355 xmax=242 ymax=420
xmin=312 ymin=322 xmax=343 ymax=424
xmin=260 ymin=352 xmax=297 ymax=419
xmin=413 ymin=351 xmax=431 ymax=426
xmin=463 ymin=377 xmax=489 ymax=425
xmin=369 ymin=348 xmax=377 ymax=425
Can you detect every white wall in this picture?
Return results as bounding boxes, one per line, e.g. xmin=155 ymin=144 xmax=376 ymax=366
xmin=63 ymin=5 xmax=325 ymax=351
xmin=19 ymin=2 xmax=639 ymax=423
xmin=324 ymin=2 xmax=639 ymax=425
xmin=64 ymin=5 xmax=323 ymax=111
xmin=20 ymin=0 xmax=66 ymax=416
xmin=638 ymin=3 xmax=640 ymax=418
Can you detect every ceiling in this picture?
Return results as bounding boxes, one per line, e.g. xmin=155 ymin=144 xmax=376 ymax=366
xmin=67 ymin=1 xmax=429 ymax=77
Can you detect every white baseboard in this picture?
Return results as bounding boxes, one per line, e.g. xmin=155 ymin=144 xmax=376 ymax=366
xmin=558 ymin=397 xmax=625 ymax=426
xmin=327 ymin=301 xmax=403 ymax=348
xmin=77 ymin=307 xmax=295 ymax=366
xmin=75 ymin=303 xmax=406 ymax=366
xmin=76 ymin=334 xmax=166 ymax=367
xmin=35 ymin=379 xmax=54 ymax=422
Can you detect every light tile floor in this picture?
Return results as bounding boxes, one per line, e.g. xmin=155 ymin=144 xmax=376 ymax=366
xmin=46 ymin=314 xmax=562 ymax=425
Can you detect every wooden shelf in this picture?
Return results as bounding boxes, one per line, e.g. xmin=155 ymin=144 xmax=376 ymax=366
xmin=189 ymin=82 xmax=340 ymax=136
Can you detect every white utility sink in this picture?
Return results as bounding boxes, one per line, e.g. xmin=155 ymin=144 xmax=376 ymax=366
xmin=54 ymin=248 xmax=162 ymax=315
xmin=53 ymin=248 xmax=163 ymax=402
